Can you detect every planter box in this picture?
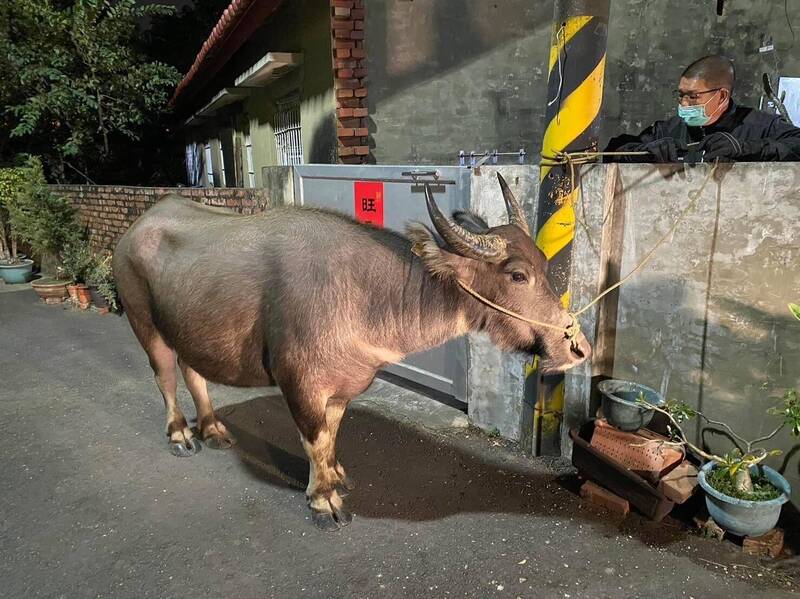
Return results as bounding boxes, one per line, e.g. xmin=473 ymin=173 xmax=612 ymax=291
xmin=571 ymin=420 xmax=675 ymax=521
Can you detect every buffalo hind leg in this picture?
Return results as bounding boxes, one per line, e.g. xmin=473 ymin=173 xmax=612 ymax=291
xmin=178 ymin=358 xmax=236 ymax=449
xmin=149 ymin=338 xmax=200 ymax=457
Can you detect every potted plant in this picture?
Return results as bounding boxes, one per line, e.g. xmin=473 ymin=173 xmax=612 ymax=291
xmin=9 ymin=156 xmax=84 ymax=301
xmin=0 ymin=165 xmax=34 ymax=283
xmin=640 ymin=390 xmax=798 ymax=537
xmin=86 ymin=254 xmax=120 ymax=313
xmin=60 ymin=241 xmax=96 ymax=308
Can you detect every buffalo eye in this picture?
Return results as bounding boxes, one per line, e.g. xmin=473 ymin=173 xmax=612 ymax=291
xmin=511 ymin=271 xmax=528 ymax=284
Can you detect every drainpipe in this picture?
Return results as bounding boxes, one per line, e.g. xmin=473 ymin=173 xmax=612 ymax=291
xmin=526 ymin=0 xmax=610 ymax=456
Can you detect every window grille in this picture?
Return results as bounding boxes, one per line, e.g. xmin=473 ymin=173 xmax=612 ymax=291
xmin=274 ymin=97 xmax=303 ymax=166
xmin=204 ymin=143 xmax=214 ymax=187
xmin=185 ymin=142 xmax=201 ymax=186
xmin=245 ymin=133 xmax=256 ymax=187
xmin=218 ymin=140 xmax=227 ymax=187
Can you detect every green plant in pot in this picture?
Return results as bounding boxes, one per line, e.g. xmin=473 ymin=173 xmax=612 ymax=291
xmin=86 ymin=254 xmax=120 ymax=313
xmin=59 ymin=242 xmax=96 ymax=308
xmin=639 ymin=390 xmax=798 ymax=537
xmin=0 ymin=165 xmax=34 ymax=282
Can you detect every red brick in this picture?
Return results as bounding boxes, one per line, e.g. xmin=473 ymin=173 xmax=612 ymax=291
xmin=338 ymin=136 xmax=363 ymax=147
xmin=337 ymin=68 xmax=354 ymax=78
xmin=335 ymin=48 xmax=351 ymax=58
xmin=657 ymin=461 xmax=698 ymax=504
xmin=353 ymin=127 xmax=368 ymax=137
xmin=353 ymin=67 xmax=367 ymax=78
xmin=333 ymin=29 xmax=351 ymax=39
xmin=332 ymin=0 xmax=353 ymax=7
xmin=354 ymin=146 xmax=369 ymax=155
xmin=354 ymin=87 xmax=367 ymax=98
xmin=352 ymin=107 xmax=368 ymax=117
xmin=336 ymin=88 xmax=354 ymax=98
xmin=349 ymin=30 xmax=365 ymax=40
xmin=332 ymin=20 xmax=354 ymax=30
xmin=337 ymin=78 xmax=360 ymax=89
xmin=340 ymin=155 xmax=364 ymax=164
xmin=334 ymin=40 xmax=354 ymax=49
xmin=352 ymin=0 xmax=363 ymax=7
xmin=335 ymin=59 xmax=358 ymax=68
xmin=338 ymin=117 xmax=364 ymax=129
xmin=337 ymin=98 xmax=363 ymax=108
xmin=743 ymin=528 xmax=784 ymax=558
xmin=338 ymin=146 xmax=355 ymax=157
xmin=351 ymin=47 xmax=366 ymax=58
xmin=337 ymin=107 xmax=355 ymax=118
xmin=580 ymin=481 xmax=630 ymax=517
xmin=333 ymin=6 xmax=350 ymax=18
xmin=354 ymin=20 xmax=364 ymax=30
xmin=337 ymin=127 xmax=356 ymax=137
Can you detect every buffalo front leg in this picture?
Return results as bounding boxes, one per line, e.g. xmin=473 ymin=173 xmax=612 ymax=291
xmin=283 ymin=386 xmax=352 ymax=532
xmin=149 ymin=338 xmax=200 ymax=457
xmin=178 ymin=358 xmax=236 ymax=450
xmin=326 ymin=398 xmax=355 ymax=496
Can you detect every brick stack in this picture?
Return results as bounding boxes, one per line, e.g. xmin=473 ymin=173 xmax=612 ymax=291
xmin=52 ymin=185 xmax=273 ymax=252
xmin=331 ymin=0 xmax=369 ymax=163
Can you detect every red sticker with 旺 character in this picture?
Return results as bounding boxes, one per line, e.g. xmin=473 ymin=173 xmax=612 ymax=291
xmin=354 ymin=181 xmax=384 ymax=227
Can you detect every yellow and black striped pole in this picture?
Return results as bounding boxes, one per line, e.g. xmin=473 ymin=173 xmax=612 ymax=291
xmin=529 ymin=0 xmax=609 ymax=455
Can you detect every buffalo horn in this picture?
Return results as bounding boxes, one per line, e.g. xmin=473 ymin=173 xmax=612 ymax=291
xmin=497 ymin=173 xmax=531 ymax=236
xmin=424 ymin=184 xmax=507 ymax=261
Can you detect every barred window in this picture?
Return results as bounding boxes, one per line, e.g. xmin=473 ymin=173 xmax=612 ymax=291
xmin=245 ymin=133 xmax=256 ymax=187
xmin=204 ymin=143 xmax=214 ymax=187
xmin=274 ymin=96 xmax=303 ymax=166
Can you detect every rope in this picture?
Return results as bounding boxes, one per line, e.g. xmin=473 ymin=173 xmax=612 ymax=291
xmin=572 ymin=161 xmax=718 ymax=317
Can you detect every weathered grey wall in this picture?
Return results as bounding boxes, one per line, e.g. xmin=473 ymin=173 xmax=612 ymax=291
xmin=365 ymin=1 xmax=552 ymax=165
xmin=365 ymin=1 xmax=800 ymax=164
xmin=567 ymin=163 xmax=800 ymax=502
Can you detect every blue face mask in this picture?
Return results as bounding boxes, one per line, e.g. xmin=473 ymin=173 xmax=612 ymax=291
xmin=677 ymin=91 xmax=724 ymax=127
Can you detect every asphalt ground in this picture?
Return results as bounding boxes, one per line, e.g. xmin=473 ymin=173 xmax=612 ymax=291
xmin=1 ymin=283 xmax=798 ymax=598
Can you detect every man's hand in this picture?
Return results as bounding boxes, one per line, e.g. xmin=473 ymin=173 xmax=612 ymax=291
xmin=641 ymin=137 xmax=683 ymax=162
xmin=699 ymin=132 xmax=759 ymax=161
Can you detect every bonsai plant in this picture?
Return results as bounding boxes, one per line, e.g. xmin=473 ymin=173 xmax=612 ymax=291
xmin=86 ymin=254 xmax=120 ymax=313
xmin=0 ymin=165 xmax=33 ymax=282
xmin=639 ymin=389 xmax=798 ymax=537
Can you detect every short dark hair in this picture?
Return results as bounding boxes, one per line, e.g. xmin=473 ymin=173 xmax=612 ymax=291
xmin=681 ymin=55 xmax=735 ymax=90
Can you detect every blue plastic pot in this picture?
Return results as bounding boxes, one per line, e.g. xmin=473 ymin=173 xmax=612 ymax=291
xmin=0 ymin=259 xmax=34 ymax=283
xmin=698 ymin=462 xmax=790 ymax=537
xmin=597 ymin=379 xmax=665 ymax=431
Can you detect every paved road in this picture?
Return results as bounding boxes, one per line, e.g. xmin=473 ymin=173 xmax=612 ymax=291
xmin=1 ymin=285 xmax=796 ymax=598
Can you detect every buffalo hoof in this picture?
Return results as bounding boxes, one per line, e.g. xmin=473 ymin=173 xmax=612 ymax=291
xmin=169 ymin=437 xmax=201 ymax=457
xmin=310 ymin=506 xmax=353 ymax=532
xmin=204 ymin=434 xmax=236 ymax=450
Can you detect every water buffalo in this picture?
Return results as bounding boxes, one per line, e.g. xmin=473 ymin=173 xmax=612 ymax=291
xmin=113 ymin=173 xmax=590 ymax=531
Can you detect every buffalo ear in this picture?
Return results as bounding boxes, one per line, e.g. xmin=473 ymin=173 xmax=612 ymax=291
xmin=407 ymin=224 xmax=473 ymax=280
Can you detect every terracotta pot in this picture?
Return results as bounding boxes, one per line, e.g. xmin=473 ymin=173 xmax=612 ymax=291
xmin=31 ymin=278 xmax=69 ymax=304
xmin=74 ymin=283 xmax=91 ymax=309
xmin=66 ymin=283 xmax=79 ymax=302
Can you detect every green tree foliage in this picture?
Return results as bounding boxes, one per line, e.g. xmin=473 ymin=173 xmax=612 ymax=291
xmin=0 ymin=1 xmax=181 ymax=182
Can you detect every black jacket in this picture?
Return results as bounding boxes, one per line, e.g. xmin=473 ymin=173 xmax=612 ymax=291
xmin=604 ymin=100 xmax=800 ymax=162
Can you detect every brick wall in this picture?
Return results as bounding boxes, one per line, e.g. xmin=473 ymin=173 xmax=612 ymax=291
xmin=53 ymin=186 xmax=274 ymax=252
xmin=331 ymin=0 xmax=370 ymax=164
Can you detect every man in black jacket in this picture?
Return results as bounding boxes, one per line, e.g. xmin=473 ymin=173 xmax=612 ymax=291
xmin=604 ymin=55 xmax=800 ymax=162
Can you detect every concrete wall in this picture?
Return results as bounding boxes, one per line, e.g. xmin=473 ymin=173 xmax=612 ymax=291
xmin=365 ymin=1 xmax=552 ymax=165
xmin=365 ymin=1 xmax=800 ymax=164
xmin=565 ymin=163 xmax=800 ymax=503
